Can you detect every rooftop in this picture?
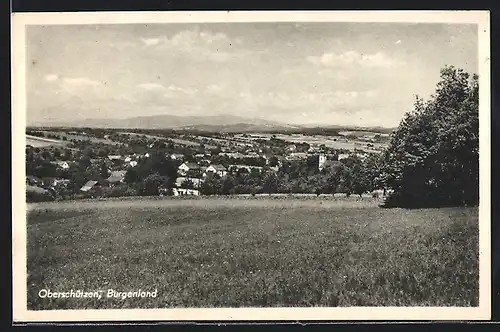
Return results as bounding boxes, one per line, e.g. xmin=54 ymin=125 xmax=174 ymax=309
xmin=208 ymin=164 xmax=227 ymax=171
xmin=80 ymin=180 xmax=99 ymax=191
xmin=107 ymin=171 xmax=127 ymax=183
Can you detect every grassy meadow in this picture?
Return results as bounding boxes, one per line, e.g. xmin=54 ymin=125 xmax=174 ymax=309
xmin=26 ymin=198 xmax=479 ymax=309
xmin=26 ymin=135 xmax=68 ymax=148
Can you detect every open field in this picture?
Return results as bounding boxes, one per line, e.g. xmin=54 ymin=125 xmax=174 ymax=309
xmin=236 ymin=133 xmax=387 ymax=152
xmin=118 ymin=132 xmax=216 ymax=149
xmin=26 ymin=135 xmax=68 ymax=147
xmin=34 ymin=131 xmax=123 ymax=146
xmin=27 ymin=198 xmax=478 ymax=309
xmin=338 ymin=130 xmax=390 ymax=138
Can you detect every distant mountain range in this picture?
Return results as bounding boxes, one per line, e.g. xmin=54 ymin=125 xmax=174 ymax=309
xmin=28 ymin=114 xmax=395 ymax=134
xmin=31 ymin=114 xmax=288 ymax=128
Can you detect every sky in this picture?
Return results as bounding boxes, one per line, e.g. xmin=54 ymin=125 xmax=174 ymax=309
xmin=26 ymin=22 xmax=478 ymax=128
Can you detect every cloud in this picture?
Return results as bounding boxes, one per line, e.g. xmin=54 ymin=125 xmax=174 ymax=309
xmin=63 ymin=77 xmax=102 ymax=86
xmin=317 ymin=69 xmax=348 ymax=80
xmin=206 ymin=84 xmax=225 ymax=94
xmin=136 ymin=83 xmax=198 ymax=95
xmin=141 ymin=38 xmax=161 ymax=46
xmin=166 ymin=85 xmax=197 ymax=95
xmin=170 ymin=28 xmax=232 ymax=48
xmin=44 ymin=74 xmax=59 ymax=82
xmin=307 ymin=51 xmax=404 ymax=68
xmin=137 ymin=82 xmax=165 ymax=90
xmin=57 ymin=77 xmax=103 ymax=98
xmin=140 ymin=27 xmax=248 ymax=63
xmin=395 ymin=40 xmax=402 ymax=44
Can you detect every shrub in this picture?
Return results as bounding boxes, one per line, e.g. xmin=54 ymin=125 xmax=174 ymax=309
xmin=26 ymin=190 xmax=54 ymax=203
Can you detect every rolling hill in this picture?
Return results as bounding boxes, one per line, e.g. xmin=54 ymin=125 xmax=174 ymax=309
xmin=28 ymin=114 xmax=395 ymax=134
xmin=31 ymin=114 xmax=290 ymax=129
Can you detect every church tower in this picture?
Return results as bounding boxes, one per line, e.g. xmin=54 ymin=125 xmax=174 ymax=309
xmin=318 ymin=154 xmax=327 ymax=171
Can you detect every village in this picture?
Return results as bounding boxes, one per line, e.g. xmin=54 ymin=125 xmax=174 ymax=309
xmin=25 ymin=128 xmax=388 ymax=201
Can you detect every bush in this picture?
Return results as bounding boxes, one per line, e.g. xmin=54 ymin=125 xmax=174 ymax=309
xmin=26 ymin=190 xmax=55 ymax=203
xmin=107 ymin=184 xmax=136 ymax=198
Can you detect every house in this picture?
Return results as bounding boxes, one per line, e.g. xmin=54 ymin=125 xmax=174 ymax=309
xmin=57 ymin=179 xmax=71 ymax=188
xmin=144 ymin=153 xmax=150 ymax=158
xmin=204 ymin=164 xmax=227 ymax=178
xmin=42 ymin=177 xmax=70 ymax=188
xmin=172 ymin=188 xmax=200 ymax=196
xmin=170 ymin=153 xmax=185 ymax=160
xmin=50 ymin=161 xmax=70 ymax=169
xmin=371 ymin=189 xmax=386 ymax=198
xmin=241 ymin=154 xmax=262 ymax=159
xmin=26 ymin=175 xmax=42 ymax=186
xmin=55 ymin=178 xmax=71 ymax=187
xmin=80 ymin=180 xmax=99 ymax=192
xmin=228 ymin=165 xmax=263 ymax=174
xmin=124 ymin=156 xmax=132 ymax=162
xmin=57 ymin=161 xmax=70 ymax=169
xmin=178 ymin=162 xmax=201 ymax=176
xmin=308 ymin=146 xmax=320 ymax=153
xmin=175 ymin=177 xmax=204 ymax=188
xmin=107 ymin=155 xmax=123 ymax=166
xmin=338 ymin=153 xmax=350 ymax=161
xmin=287 ymin=144 xmax=297 ymax=152
xmin=286 ymin=152 xmax=308 ymax=161
xmin=199 ymin=159 xmax=211 ymax=167
xmin=356 ymin=153 xmax=369 ymax=160
xmin=129 ymin=161 xmax=138 ymax=167
xmin=269 ymin=166 xmax=280 ymax=172
xmin=194 ymin=153 xmax=205 ymax=159
xmin=108 ymin=155 xmax=122 ymax=161
xmin=219 ymin=152 xmax=245 ymax=159
xmin=107 ymin=171 xmax=126 ymax=184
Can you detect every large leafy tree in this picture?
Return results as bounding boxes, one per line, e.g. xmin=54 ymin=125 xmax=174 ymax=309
xmin=200 ymin=176 xmax=222 ymax=195
xmin=221 ymin=175 xmax=237 ymax=195
xmin=383 ymin=65 xmax=479 ymax=207
xmin=138 ymin=173 xmax=169 ymax=196
xmin=262 ymin=172 xmax=280 ymax=194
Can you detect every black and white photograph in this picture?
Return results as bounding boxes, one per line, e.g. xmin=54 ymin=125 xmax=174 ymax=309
xmin=12 ymin=11 xmax=490 ymax=322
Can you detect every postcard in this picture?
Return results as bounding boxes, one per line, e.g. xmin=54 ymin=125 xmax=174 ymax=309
xmin=11 ymin=10 xmax=491 ymax=322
